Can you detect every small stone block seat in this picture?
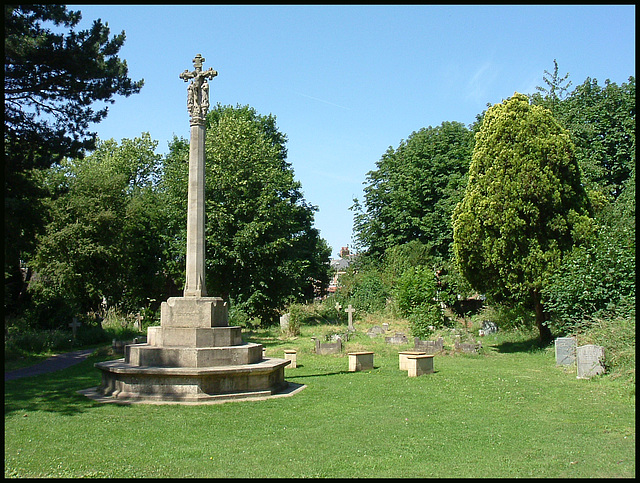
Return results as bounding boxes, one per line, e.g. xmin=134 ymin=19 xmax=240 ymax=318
xmin=399 ymin=351 xmax=427 ymax=370
xmin=348 ymin=351 xmax=374 ymax=372
xmin=406 ymin=354 xmax=434 ymax=377
xmin=284 ymin=349 xmax=297 ymax=368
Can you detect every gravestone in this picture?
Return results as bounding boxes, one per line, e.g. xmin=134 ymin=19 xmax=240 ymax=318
xmin=345 ymin=305 xmax=355 ymax=331
xmin=576 ymin=344 xmax=605 ymax=379
xmin=479 ymin=320 xmax=498 ymax=336
xmin=454 ymin=336 xmax=481 ymax=354
xmin=414 ymin=337 xmax=444 ymax=354
xmin=385 ymin=332 xmax=409 ymax=345
xmin=312 ymin=337 xmax=342 ymax=355
xmin=382 ymin=323 xmax=389 ymax=332
xmin=69 ymin=317 xmax=81 ymax=342
xmin=367 ymin=326 xmax=385 ymax=338
xmin=279 ymin=313 xmax=290 ymax=333
xmin=555 ymin=337 xmax=577 ymax=366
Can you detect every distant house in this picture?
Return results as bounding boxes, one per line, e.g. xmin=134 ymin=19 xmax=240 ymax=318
xmin=327 ymin=246 xmax=356 ymax=293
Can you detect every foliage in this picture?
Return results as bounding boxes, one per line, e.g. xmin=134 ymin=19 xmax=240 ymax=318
xmin=452 ymin=93 xmax=593 ymax=343
xmin=542 ymin=169 xmax=635 ymax=334
xmin=4 ymin=5 xmax=143 ymax=316
xmin=532 ymin=72 xmax=635 ymax=205
xmin=352 ymin=121 xmax=473 ymax=259
xmin=27 ymin=134 xmax=165 ymax=327
xmin=161 ymin=104 xmax=331 ymax=324
xmin=393 ymin=265 xmax=444 ymax=338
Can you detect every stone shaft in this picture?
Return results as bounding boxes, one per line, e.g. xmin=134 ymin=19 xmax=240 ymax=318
xmin=184 ymin=123 xmax=207 ymax=297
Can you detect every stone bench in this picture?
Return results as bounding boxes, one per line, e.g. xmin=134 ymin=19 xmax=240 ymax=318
xmin=399 ymin=351 xmax=427 ymax=370
xmin=348 ymin=351 xmax=374 ymax=372
xmin=284 ymin=349 xmax=297 ymax=368
xmin=406 ymin=354 xmax=434 ymax=377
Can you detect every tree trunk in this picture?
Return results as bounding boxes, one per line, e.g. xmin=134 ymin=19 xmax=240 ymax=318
xmin=532 ymin=289 xmax=553 ymax=345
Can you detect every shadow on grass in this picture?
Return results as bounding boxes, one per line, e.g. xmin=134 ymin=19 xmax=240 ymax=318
xmin=4 ymin=351 xmax=114 ymax=418
xmin=286 ymin=370 xmax=350 ymax=379
xmin=490 ymin=337 xmax=551 ymax=353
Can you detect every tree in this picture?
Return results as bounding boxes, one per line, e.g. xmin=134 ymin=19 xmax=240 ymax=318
xmin=352 ymin=121 xmax=473 ymax=260
xmin=161 ymin=104 xmax=330 ymax=324
xmin=28 ymin=134 xmax=164 ymax=327
xmin=542 ymin=165 xmax=635 ymax=334
xmin=533 ymin=59 xmax=573 ymax=109
xmin=452 ymin=93 xmax=593 ymax=344
xmin=4 ymin=5 xmax=143 ymax=315
xmin=554 ymin=77 xmax=635 ymax=203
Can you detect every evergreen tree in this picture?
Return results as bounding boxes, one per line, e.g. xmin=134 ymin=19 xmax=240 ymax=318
xmin=452 ymin=93 xmax=593 ymax=344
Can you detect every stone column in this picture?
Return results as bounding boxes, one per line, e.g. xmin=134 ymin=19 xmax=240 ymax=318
xmin=184 ymin=121 xmax=207 ymax=296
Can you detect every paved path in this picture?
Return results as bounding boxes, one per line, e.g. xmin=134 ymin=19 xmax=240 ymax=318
xmin=4 ymin=348 xmax=97 ymax=381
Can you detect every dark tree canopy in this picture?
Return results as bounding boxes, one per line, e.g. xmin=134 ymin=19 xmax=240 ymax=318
xmin=4 ymin=4 xmax=143 ymax=166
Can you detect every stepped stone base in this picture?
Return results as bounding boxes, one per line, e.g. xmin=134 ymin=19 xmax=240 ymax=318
xmin=89 ymin=296 xmax=294 ymax=404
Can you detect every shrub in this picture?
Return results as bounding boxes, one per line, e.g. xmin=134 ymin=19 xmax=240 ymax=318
xmin=394 ymin=266 xmax=444 ymax=338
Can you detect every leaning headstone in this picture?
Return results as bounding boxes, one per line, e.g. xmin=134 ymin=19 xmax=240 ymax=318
xmin=385 ymin=332 xmax=409 ymax=345
xmin=576 ymin=344 xmax=605 ymax=379
xmin=555 ymin=337 xmax=577 ymax=366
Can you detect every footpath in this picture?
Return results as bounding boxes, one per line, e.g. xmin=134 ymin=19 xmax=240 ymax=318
xmin=5 ymin=348 xmax=97 ymax=381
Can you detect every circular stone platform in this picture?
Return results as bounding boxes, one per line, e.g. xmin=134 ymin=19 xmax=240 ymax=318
xmin=86 ymin=356 xmax=297 ymax=404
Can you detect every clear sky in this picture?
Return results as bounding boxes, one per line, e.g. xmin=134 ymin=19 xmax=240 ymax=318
xmin=69 ymin=4 xmax=635 ymax=258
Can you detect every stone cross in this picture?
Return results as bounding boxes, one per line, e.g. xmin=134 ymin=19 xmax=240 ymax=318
xmin=345 ymin=304 xmax=355 ymax=331
xmin=179 ymin=54 xmax=217 ymax=297
xmin=69 ymin=317 xmax=81 ymax=341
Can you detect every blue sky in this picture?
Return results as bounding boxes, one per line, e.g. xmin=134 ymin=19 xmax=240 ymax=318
xmin=70 ymin=4 xmax=635 ymax=258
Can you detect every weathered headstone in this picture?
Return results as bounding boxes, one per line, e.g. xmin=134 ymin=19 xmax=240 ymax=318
xmin=279 ymin=313 xmax=290 ymax=333
xmin=385 ymin=332 xmax=409 ymax=345
xmin=345 ymin=304 xmax=355 ymax=331
xmin=479 ymin=320 xmax=498 ymax=336
xmin=576 ymin=344 xmax=605 ymax=379
xmin=367 ymin=326 xmax=385 ymax=338
xmin=454 ymin=336 xmax=481 ymax=354
xmin=555 ymin=337 xmax=577 ymax=366
xmin=312 ymin=337 xmax=342 ymax=355
xmin=414 ymin=336 xmax=444 ymax=354
xmin=382 ymin=322 xmax=389 ymax=332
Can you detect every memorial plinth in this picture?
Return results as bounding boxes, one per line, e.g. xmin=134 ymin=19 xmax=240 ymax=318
xmin=86 ymin=55 xmax=294 ymax=404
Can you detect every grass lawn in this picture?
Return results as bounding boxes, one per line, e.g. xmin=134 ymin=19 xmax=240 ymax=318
xmin=4 ymin=325 xmax=635 ymax=478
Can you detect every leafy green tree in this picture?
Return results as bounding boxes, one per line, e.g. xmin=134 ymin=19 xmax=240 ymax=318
xmin=161 ymin=104 xmax=330 ymax=324
xmin=4 ymin=5 xmax=143 ymax=315
xmin=555 ymin=76 xmax=635 ymax=203
xmin=28 ymin=134 xmax=164 ymax=327
xmin=452 ymin=93 xmax=593 ymax=344
xmin=531 ymin=66 xmax=635 ymax=206
xmin=352 ymin=121 xmax=474 ymax=260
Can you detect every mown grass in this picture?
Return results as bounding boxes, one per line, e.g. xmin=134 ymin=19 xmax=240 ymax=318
xmin=4 ymin=324 xmax=635 ymax=478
